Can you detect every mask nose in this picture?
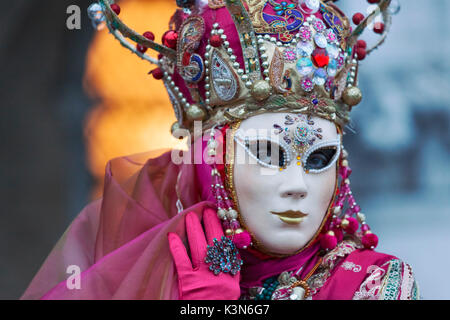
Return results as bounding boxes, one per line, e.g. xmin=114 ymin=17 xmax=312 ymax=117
xmin=279 ymin=164 xmax=308 ymax=199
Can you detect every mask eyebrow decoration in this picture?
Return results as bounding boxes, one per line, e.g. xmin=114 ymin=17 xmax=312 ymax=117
xmin=234 ymin=132 xmax=292 ymax=170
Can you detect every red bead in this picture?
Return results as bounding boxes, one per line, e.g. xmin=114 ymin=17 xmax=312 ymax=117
xmin=136 ymin=44 xmax=147 ymax=54
xmin=110 ymin=4 xmax=121 ymax=15
xmin=355 ymin=47 xmax=366 ymax=60
xmin=210 ymin=34 xmax=223 ymax=47
xmin=150 ymin=68 xmax=164 ymax=80
xmin=356 ymin=40 xmax=367 ymax=49
xmin=162 ymin=30 xmax=178 ymax=49
xmin=374 ymin=22 xmax=385 ymax=34
xmin=157 ymin=53 xmax=163 ymax=60
xmin=352 ymin=13 xmax=365 ymax=25
xmin=143 ymin=31 xmax=155 ymax=41
xmin=367 ymin=0 xmax=380 ymax=4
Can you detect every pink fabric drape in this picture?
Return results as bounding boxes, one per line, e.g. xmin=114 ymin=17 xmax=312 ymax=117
xmin=22 ymin=136 xmax=217 ymax=299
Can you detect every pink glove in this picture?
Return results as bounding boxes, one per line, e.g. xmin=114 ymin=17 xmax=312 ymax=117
xmin=168 ymin=207 xmax=241 ymax=300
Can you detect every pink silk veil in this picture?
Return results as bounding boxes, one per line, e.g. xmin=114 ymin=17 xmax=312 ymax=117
xmin=21 ymin=134 xmax=218 ymax=300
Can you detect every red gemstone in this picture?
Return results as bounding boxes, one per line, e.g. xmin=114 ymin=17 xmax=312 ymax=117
xmin=210 ymin=34 xmax=223 ymax=47
xmin=374 ymin=22 xmax=385 ymax=34
xmin=143 ymin=31 xmax=155 ymax=41
xmin=110 ymin=4 xmax=121 ymax=15
xmin=136 ymin=44 xmax=147 ymax=54
xmin=150 ymin=68 xmax=164 ymax=80
xmin=352 ymin=13 xmax=365 ymax=25
xmin=182 ymin=52 xmax=191 ymax=66
xmin=312 ymin=48 xmax=329 ymax=68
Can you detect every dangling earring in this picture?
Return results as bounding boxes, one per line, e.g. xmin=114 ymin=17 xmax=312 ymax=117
xmin=207 ymin=126 xmax=252 ymax=249
xmin=320 ymin=148 xmax=379 ymax=251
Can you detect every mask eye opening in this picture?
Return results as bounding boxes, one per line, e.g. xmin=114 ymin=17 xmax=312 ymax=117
xmin=234 ymin=133 xmax=292 ymax=169
xmin=302 ymin=137 xmax=341 ymax=174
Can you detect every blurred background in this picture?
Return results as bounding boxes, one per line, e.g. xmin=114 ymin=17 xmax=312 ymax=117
xmin=0 ymin=0 xmax=448 ymax=299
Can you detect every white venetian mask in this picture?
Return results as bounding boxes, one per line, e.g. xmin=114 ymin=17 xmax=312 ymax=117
xmin=232 ymin=113 xmax=340 ymax=255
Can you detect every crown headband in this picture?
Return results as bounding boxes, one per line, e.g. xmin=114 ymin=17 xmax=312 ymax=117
xmin=88 ymin=0 xmax=397 ymax=136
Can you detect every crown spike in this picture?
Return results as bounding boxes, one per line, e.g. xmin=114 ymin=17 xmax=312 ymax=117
xmin=348 ymin=0 xmax=392 ymax=54
xmin=224 ymin=0 xmax=262 ymax=82
xmin=99 ymin=0 xmax=177 ymax=61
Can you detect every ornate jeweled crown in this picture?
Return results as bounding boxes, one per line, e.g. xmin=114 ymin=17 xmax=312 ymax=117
xmin=89 ymin=0 xmax=396 ymax=135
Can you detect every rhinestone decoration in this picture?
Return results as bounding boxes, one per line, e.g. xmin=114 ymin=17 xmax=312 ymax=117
xmin=283 ymin=48 xmax=297 ymax=63
xmin=211 ymin=49 xmax=239 ymax=101
xmin=313 ymin=19 xmax=326 ymax=32
xmin=327 ymin=59 xmax=338 ymax=77
xmin=299 ymin=26 xmax=312 ymax=41
xmin=87 ymin=3 xmax=106 ymax=30
xmin=301 ymin=77 xmax=314 ymax=92
xmin=205 ymin=236 xmax=243 ymax=276
xmin=313 ymin=68 xmax=327 ymax=85
xmin=293 ymin=14 xmax=347 ymax=97
xmin=326 ymin=43 xmax=340 ymax=59
xmin=297 ymin=41 xmax=314 ymax=57
xmin=297 ymin=57 xmax=314 ymax=76
xmin=274 ymin=114 xmax=323 ymax=157
xmin=314 ymin=33 xmax=327 ymax=48
xmin=325 ymin=29 xmax=337 ymax=43
xmin=292 ymin=115 xmax=323 ymax=153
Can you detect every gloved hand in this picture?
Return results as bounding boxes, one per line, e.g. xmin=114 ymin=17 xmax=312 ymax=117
xmin=168 ymin=207 xmax=241 ymax=300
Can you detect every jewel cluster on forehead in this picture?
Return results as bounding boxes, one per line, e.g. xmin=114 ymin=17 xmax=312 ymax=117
xmin=274 ymin=114 xmax=323 ymax=155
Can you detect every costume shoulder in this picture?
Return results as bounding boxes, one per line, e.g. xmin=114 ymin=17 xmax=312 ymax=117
xmin=310 ymin=239 xmax=419 ymax=300
xmin=352 ymin=256 xmax=420 ymax=300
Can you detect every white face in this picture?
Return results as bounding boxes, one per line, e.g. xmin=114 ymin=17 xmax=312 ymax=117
xmin=232 ymin=113 xmax=340 ymax=255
